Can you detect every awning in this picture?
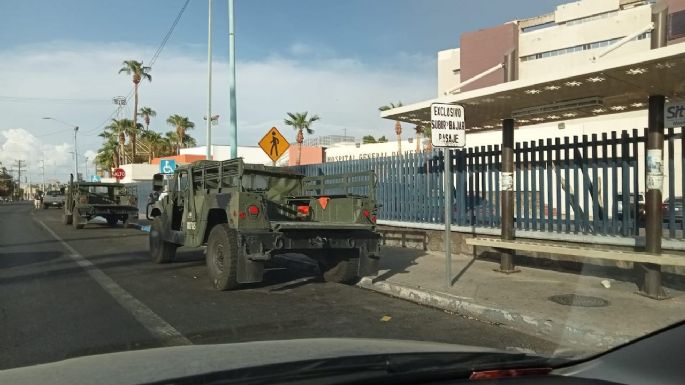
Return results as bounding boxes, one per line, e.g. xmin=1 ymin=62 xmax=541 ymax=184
xmin=381 ymin=43 xmax=685 ymax=130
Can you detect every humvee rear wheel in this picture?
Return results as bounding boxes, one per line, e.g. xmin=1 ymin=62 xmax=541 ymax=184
xmin=72 ymin=210 xmax=84 ymax=229
xmin=149 ymin=217 xmax=176 ymax=263
xmin=206 ymin=224 xmax=239 ymax=291
xmin=319 ymin=254 xmax=360 ymax=284
xmin=62 ymin=213 xmax=72 ymax=225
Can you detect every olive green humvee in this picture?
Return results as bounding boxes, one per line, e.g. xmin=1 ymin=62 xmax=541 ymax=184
xmin=148 ymin=158 xmax=381 ymax=290
xmin=63 ymin=175 xmax=139 ymax=229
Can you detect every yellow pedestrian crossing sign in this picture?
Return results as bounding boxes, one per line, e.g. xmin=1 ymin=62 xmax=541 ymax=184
xmin=259 ymin=126 xmax=290 ymax=162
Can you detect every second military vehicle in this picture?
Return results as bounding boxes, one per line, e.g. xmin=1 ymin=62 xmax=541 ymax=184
xmin=149 ymin=159 xmax=381 ymax=290
xmin=63 ymin=175 xmax=139 ymax=229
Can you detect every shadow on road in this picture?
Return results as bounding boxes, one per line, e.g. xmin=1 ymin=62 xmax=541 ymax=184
xmin=0 ymin=251 xmax=62 ymax=269
xmin=372 ymin=247 xmax=427 ymax=283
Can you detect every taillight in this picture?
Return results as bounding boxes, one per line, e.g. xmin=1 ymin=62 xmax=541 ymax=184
xmin=297 ymin=205 xmax=310 ymax=215
xmin=371 ymin=215 xmax=377 ymax=223
xmin=247 ymin=205 xmax=260 ymax=216
xmin=239 ymin=212 xmax=247 ymax=219
xmin=362 ymin=209 xmax=370 ymax=218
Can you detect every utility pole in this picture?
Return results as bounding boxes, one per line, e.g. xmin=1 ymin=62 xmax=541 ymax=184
xmin=43 ymin=117 xmax=79 ymax=179
xmin=206 ymin=0 xmax=214 ymax=160
xmin=15 ymin=160 xmax=25 ymax=199
xmin=228 ymin=0 xmax=238 ymax=159
xmin=40 ymin=160 xmax=45 ymax=192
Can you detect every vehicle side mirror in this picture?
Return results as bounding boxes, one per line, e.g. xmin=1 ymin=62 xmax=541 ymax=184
xmin=152 ymin=173 xmax=165 ymax=192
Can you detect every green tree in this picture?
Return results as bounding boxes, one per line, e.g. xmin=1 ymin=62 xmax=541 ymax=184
xmin=139 ymin=106 xmax=157 ymax=131
xmin=119 ymin=60 xmax=152 ymax=160
xmin=105 ymin=118 xmax=142 ymax=164
xmin=165 ymin=115 xmax=195 ymax=155
xmin=362 ymin=135 xmax=377 ymax=144
xmin=422 ymin=124 xmax=432 ymax=152
xmin=284 ymin=111 xmax=320 ymax=165
xmin=377 ymin=135 xmax=388 ymax=143
xmin=378 ymin=101 xmax=403 ymax=155
xmin=96 ymin=133 xmax=120 ymax=172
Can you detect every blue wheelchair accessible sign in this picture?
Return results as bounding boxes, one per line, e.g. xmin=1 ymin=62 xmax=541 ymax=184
xmin=160 ymin=159 xmax=176 ymax=174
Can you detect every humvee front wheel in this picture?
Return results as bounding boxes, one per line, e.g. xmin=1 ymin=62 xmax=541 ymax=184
xmin=149 ymin=217 xmax=176 ymax=263
xmin=206 ymin=224 xmax=239 ymax=291
xmin=319 ymin=253 xmax=360 ymax=284
xmin=72 ymin=210 xmax=84 ymax=229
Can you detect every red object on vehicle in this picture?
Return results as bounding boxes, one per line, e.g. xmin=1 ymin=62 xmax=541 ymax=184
xmin=238 ymin=212 xmax=247 ymax=219
xmin=247 ymin=205 xmax=260 ymax=216
xmin=297 ymin=205 xmax=310 ymax=215
xmin=362 ymin=209 xmax=370 ymax=218
xmin=371 ymin=215 xmax=377 ymax=223
xmin=112 ymin=168 xmax=126 ymax=180
xmin=469 ymin=368 xmax=552 ymax=380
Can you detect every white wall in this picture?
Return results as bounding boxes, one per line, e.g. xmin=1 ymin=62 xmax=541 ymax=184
xmin=180 ymin=145 xmax=273 ymax=164
xmin=437 ymin=48 xmax=460 ymax=96
xmin=555 ymin=0 xmax=620 ymax=23
xmin=518 ymin=4 xmax=652 ymax=79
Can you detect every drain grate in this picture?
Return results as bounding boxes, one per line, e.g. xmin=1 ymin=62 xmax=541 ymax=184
xmin=549 ymin=294 xmax=609 ymax=307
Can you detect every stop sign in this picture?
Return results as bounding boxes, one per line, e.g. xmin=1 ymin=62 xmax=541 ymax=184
xmin=113 ymin=168 xmax=126 ymax=180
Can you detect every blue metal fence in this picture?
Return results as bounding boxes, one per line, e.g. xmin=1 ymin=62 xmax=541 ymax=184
xmin=298 ymin=128 xmax=685 ymax=239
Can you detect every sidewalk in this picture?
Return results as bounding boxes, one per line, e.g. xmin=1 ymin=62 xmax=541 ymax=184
xmin=359 ymin=247 xmax=685 ymax=353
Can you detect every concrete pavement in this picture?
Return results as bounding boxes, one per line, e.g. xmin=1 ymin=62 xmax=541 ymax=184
xmin=0 ymin=203 xmax=559 ymax=370
xmin=359 ymin=246 xmax=685 ymax=353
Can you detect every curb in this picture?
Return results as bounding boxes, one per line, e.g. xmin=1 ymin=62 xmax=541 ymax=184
xmin=357 ymin=277 xmax=635 ymax=351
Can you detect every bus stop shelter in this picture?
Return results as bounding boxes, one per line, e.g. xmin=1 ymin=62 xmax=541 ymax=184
xmin=381 ymin=37 xmax=685 ymax=299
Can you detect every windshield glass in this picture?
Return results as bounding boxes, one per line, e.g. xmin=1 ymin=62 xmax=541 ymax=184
xmin=2 ymin=0 xmax=685 ymax=379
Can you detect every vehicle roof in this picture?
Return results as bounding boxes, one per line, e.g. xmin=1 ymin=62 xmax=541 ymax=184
xmin=177 ymin=158 xmax=305 ymax=177
xmin=73 ymin=182 xmax=129 ymax=187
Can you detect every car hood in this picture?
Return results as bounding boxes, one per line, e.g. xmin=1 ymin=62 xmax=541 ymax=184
xmin=0 ymin=338 xmax=507 ymax=385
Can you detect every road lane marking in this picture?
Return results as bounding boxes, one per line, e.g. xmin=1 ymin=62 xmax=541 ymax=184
xmin=32 ymin=214 xmax=192 ymax=347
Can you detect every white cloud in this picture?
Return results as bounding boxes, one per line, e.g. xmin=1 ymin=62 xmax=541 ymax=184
xmin=0 ymin=128 xmax=74 ymax=181
xmin=0 ymin=40 xmax=436 ymax=180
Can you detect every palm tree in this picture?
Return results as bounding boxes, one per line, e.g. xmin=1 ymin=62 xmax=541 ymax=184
xmin=422 ymin=124 xmax=432 ymax=152
xmin=139 ymin=106 xmax=157 ymax=131
xmin=166 ymin=115 xmax=195 ymax=155
xmin=284 ymin=111 xmax=320 ymax=165
xmin=413 ymin=124 xmax=425 ymax=153
xmin=119 ymin=60 xmax=152 ymax=159
xmin=378 ymin=101 xmax=404 ymax=155
xmin=105 ymin=118 xmax=142 ymax=164
xmin=140 ymin=130 xmax=164 ymax=162
xmin=96 ymin=134 xmax=120 ymax=171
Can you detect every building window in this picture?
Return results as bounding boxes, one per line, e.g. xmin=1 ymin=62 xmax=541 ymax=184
xmin=520 ymin=33 xmax=651 ymax=62
xmin=670 ymin=10 xmax=685 ymax=40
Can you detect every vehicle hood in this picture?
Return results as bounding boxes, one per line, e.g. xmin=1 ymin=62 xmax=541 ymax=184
xmin=0 ymin=338 xmax=505 ymax=385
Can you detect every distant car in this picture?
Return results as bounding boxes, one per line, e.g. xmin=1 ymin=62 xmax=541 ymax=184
xmin=616 ymin=193 xmax=645 ymax=222
xmin=42 ymin=190 xmax=65 ymax=209
xmin=662 ymin=196 xmax=684 ymax=223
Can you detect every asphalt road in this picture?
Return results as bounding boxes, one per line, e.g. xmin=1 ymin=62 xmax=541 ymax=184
xmin=0 ymin=202 xmax=557 ymax=370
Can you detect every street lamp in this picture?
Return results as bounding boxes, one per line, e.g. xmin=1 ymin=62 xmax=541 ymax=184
xmin=43 ymin=117 xmax=79 ymax=179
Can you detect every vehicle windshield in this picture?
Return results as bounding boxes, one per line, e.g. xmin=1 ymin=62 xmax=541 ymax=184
xmin=2 ymin=0 xmax=685 ymax=380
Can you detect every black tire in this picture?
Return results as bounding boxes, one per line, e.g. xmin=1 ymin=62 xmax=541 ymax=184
xmin=62 ymin=213 xmax=72 ymax=225
xmin=206 ymin=224 xmax=239 ymax=291
xmin=106 ymin=216 xmax=118 ymax=226
xmin=149 ymin=217 xmax=176 ymax=263
xmin=319 ymin=254 xmax=360 ymax=284
xmin=72 ymin=210 xmax=84 ymax=229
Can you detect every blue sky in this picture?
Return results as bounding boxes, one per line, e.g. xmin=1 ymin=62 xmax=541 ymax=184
xmin=0 ymin=0 xmax=568 ymax=180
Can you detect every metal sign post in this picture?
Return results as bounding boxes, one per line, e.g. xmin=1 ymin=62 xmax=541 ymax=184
xmin=431 ymin=103 xmax=465 ymax=288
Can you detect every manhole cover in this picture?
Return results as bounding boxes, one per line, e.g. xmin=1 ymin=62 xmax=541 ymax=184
xmin=548 ymin=294 xmax=609 ymax=307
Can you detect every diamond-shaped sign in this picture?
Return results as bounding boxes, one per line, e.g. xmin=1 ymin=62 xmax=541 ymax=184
xmin=258 ymin=127 xmax=290 ymax=162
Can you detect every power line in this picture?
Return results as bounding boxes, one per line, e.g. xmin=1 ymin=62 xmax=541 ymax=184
xmin=88 ymin=0 xmax=191 ymax=137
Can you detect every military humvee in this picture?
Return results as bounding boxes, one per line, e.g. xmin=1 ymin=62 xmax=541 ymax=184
xmin=63 ymin=175 xmax=139 ymax=229
xmin=149 ymin=158 xmax=381 ymax=290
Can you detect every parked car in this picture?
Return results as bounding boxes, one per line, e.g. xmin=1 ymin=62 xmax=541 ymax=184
xmin=616 ymin=193 xmax=645 ymax=222
xmin=662 ymin=196 xmax=684 ymax=223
